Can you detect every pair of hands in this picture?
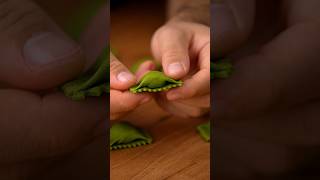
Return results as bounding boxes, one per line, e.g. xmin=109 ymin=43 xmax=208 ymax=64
xmin=213 ymin=0 xmax=320 ymax=176
xmin=110 ymin=20 xmax=210 ymax=120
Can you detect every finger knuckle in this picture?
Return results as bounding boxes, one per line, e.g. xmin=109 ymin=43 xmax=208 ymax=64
xmin=110 ymin=59 xmax=124 ymax=74
xmin=183 ymin=88 xmax=197 ymax=98
xmin=188 ymin=108 xmax=205 ymax=118
xmin=155 ymin=25 xmax=185 ymax=40
xmin=159 ymin=25 xmax=179 ymax=34
xmin=118 ymin=99 xmax=138 ymax=112
xmin=162 ymin=50 xmax=186 ymax=62
xmin=203 ymin=99 xmax=210 ymax=108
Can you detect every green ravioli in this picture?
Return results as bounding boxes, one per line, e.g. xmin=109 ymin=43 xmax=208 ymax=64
xmin=130 ymin=71 xmax=183 ymax=93
xmin=61 ymin=47 xmax=109 ymax=100
xmin=110 ymin=122 xmax=152 ymax=150
xmin=197 ymin=122 xmax=210 ymax=142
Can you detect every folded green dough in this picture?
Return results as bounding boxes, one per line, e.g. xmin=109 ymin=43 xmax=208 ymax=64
xmin=130 ymin=71 xmax=183 ymax=93
xmin=197 ymin=122 xmax=210 ymax=142
xmin=61 ymin=47 xmax=109 ymax=100
xmin=110 ymin=122 xmax=152 ymax=150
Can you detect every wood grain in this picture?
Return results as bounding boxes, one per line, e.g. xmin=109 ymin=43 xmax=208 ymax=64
xmin=111 ymin=1 xmax=210 ymax=179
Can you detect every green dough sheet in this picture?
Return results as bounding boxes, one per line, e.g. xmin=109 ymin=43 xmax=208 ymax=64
xmin=130 ymin=71 xmax=183 ymax=93
xmin=110 ymin=122 xmax=152 ymax=150
xmin=197 ymin=122 xmax=211 ymax=142
xmin=61 ymin=47 xmax=109 ymax=100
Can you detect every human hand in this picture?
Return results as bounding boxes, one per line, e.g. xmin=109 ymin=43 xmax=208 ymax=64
xmin=213 ymin=0 xmax=320 ymax=177
xmin=0 ymin=1 xmax=107 ymax=178
xmin=110 ymin=53 xmax=152 ymax=120
xmin=151 ymin=20 xmax=210 ymax=118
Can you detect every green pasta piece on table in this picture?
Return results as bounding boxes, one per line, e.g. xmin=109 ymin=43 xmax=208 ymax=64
xmin=197 ymin=122 xmax=210 ymax=142
xmin=61 ymin=47 xmax=109 ymax=100
xmin=110 ymin=122 xmax=152 ymax=150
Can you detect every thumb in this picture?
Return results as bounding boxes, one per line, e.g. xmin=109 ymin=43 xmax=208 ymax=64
xmin=151 ymin=24 xmax=190 ymax=79
xmin=0 ymin=0 xmax=85 ymax=90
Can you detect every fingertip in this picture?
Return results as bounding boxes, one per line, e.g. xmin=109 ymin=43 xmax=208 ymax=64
xmin=111 ymin=70 xmax=137 ymax=90
xmin=117 ymin=71 xmax=136 ymax=84
xmin=135 ymin=60 xmax=157 ymax=80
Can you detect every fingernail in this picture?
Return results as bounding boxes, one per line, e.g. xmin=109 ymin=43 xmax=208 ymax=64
xmin=168 ymin=62 xmax=184 ymax=76
xmin=140 ymin=97 xmax=151 ymax=105
xmin=23 ymin=32 xmax=79 ymax=67
xmin=117 ymin=71 xmax=134 ymax=83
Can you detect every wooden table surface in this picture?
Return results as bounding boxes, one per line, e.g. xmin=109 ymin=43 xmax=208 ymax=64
xmin=110 ymin=1 xmax=210 ymax=179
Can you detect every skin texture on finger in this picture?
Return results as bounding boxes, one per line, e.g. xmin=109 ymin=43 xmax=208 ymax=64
xmin=167 ymin=67 xmax=210 ymax=100
xmin=0 ymin=0 xmax=86 ymax=90
xmin=110 ymin=53 xmax=136 ymax=90
xmin=0 ymin=89 xmax=106 ymax=164
xmin=152 ymin=22 xmax=210 ymax=118
xmin=166 ymin=28 xmax=210 ymax=100
xmin=151 ymin=23 xmax=191 ymax=79
xmin=175 ymin=94 xmax=210 ymax=109
xmin=155 ymin=93 xmax=208 ymax=118
xmin=160 ymin=93 xmax=210 ymax=109
xmin=110 ymin=90 xmax=151 ymax=120
xmin=212 ymin=0 xmax=256 ymax=57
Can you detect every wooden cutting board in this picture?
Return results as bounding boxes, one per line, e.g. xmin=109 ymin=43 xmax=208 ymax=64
xmin=111 ymin=102 xmax=210 ymax=180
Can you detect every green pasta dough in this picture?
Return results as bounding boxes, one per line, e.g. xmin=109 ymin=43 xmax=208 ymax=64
xmin=61 ymin=47 xmax=109 ymax=100
xmin=130 ymin=71 xmax=183 ymax=93
xmin=197 ymin=122 xmax=210 ymax=142
xmin=110 ymin=122 xmax=153 ymax=150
